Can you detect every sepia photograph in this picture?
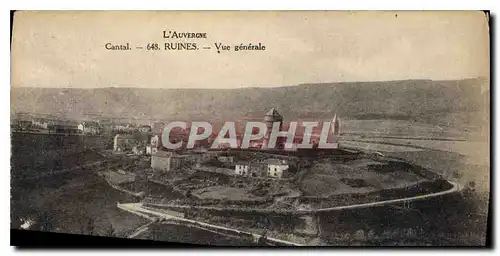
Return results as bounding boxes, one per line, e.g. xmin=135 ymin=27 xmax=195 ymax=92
xmin=9 ymin=10 xmax=490 ymax=247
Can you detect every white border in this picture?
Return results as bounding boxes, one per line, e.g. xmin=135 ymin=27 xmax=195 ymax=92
xmin=3 ymin=0 xmax=500 ymax=10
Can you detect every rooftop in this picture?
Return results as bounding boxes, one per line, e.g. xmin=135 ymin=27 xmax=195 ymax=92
xmin=81 ymin=121 xmax=101 ymax=127
xmin=265 ymin=108 xmax=283 ymax=118
xmin=235 ymin=161 xmax=267 ymax=167
xmin=262 ymin=158 xmax=288 ymax=165
xmin=236 ymin=158 xmax=289 ymax=166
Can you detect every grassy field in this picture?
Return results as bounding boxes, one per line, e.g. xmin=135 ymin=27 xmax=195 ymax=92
xmin=343 ymin=137 xmax=488 ymax=159
xmin=300 ymin=157 xmax=429 ymax=197
xmin=339 ymin=118 xmax=489 ymax=193
xmin=193 ymin=186 xmax=260 ymax=201
xmin=9 ymin=117 xmax=489 ymax=245
xmin=11 ymin=171 xmax=149 ymax=237
xmin=340 ymin=138 xmax=489 ymax=197
xmin=340 ymin=141 xmax=423 ymax=153
xmin=332 ymin=119 xmax=489 ymax=246
xmin=341 ymin=119 xmax=472 ymax=138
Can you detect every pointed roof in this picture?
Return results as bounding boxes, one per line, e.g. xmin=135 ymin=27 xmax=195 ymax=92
xmin=331 ymin=114 xmax=340 ymax=135
xmin=265 ymin=108 xmax=282 ymax=118
xmin=332 ymin=114 xmax=340 ymax=123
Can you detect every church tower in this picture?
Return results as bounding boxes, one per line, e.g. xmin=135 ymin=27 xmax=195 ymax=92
xmin=331 ymin=114 xmax=340 ymax=136
xmin=263 ymin=108 xmax=284 ymax=149
xmin=329 ymin=114 xmax=341 ymax=145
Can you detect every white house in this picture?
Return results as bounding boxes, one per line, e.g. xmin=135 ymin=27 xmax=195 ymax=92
xmin=264 ymin=159 xmax=289 ymax=179
xmin=235 ymin=163 xmax=250 ymax=176
xmin=151 ymin=135 xmax=159 ymax=147
xmin=235 ymin=159 xmax=290 ymax=179
xmin=218 ymin=156 xmax=234 ymax=164
xmin=31 ymin=118 xmax=49 ymax=129
xmin=234 ymin=162 xmax=267 ymax=177
xmin=138 ymin=125 xmax=152 ymax=133
xmin=78 ymin=121 xmax=102 ymax=135
xmin=132 ymin=146 xmax=146 ymax=156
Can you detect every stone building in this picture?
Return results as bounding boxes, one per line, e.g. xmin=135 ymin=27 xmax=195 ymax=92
xmin=234 ymin=162 xmax=267 ymax=177
xmin=264 ymin=158 xmax=290 ymax=179
xmin=138 ymin=125 xmax=152 ymax=133
xmin=50 ymin=120 xmax=79 ymax=134
xmin=262 ymin=108 xmax=285 ymax=149
xmin=113 ymin=134 xmax=139 ymax=152
xmin=151 ymin=151 xmax=182 ymax=172
xmin=234 ymin=158 xmax=292 ymax=179
xmin=217 ymin=156 xmax=234 ymax=165
xmin=78 ymin=121 xmax=103 ymax=135
xmin=151 ymin=150 xmax=224 ymax=172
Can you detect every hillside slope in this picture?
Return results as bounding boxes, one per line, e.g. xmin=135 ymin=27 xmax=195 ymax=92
xmin=11 ymin=78 xmax=488 ymax=125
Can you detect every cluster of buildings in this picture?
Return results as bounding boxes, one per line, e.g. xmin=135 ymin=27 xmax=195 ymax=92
xmin=149 ymin=148 xmax=295 ymax=179
xmin=112 ymin=129 xmax=153 ymax=156
xmin=11 ymin=117 xmax=81 ymax=134
xmin=14 ymin=108 xmax=341 ymax=180
xmin=148 ymin=108 xmax=340 ymax=180
xmin=11 ymin=115 xmax=101 ymax=135
xmin=77 ymin=121 xmax=103 ymax=135
xmin=235 ymin=158 xmax=294 ymax=179
xmin=12 ymin=113 xmax=154 ymax=137
xmin=114 ymin=124 xmax=152 ymax=133
xmin=149 ymin=108 xmax=341 ymax=151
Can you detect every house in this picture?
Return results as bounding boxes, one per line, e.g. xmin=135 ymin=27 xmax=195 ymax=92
xmin=217 ymin=156 xmax=234 ymax=164
xmin=150 ymin=135 xmax=160 ymax=146
xmin=234 ymin=162 xmax=267 ymax=177
xmin=12 ymin=119 xmax=33 ymax=131
xmin=133 ymin=146 xmax=146 ymax=156
xmin=50 ymin=120 xmax=79 ymax=134
xmin=235 ymin=163 xmax=249 ymax=176
xmin=113 ymin=123 xmax=138 ymax=133
xmin=284 ymin=142 xmax=298 ymax=151
xmin=148 ymin=135 xmax=160 ymax=155
xmin=263 ymin=159 xmax=290 ymax=179
xmin=78 ymin=121 xmax=102 ymax=135
xmin=151 ymin=151 xmax=182 ymax=171
xmin=151 ymin=122 xmax=165 ymax=135
xmin=113 ymin=134 xmax=139 ymax=152
xmin=138 ymin=125 xmax=152 ymax=133
xmin=234 ymin=158 xmax=293 ymax=179
xmin=31 ymin=118 xmax=49 ymax=129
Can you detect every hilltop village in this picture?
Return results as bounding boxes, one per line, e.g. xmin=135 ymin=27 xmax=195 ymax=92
xmin=11 ymin=108 xmax=451 ymax=244
xmin=100 ymin=108 xmax=445 ymax=244
xmin=147 ymin=108 xmax=341 ymax=177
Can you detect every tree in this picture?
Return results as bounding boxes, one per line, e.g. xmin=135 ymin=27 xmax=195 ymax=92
xmin=151 ymin=225 xmax=162 ymax=241
xmin=104 ymin=223 xmax=116 ymax=237
xmin=257 ymin=230 xmax=268 ymax=245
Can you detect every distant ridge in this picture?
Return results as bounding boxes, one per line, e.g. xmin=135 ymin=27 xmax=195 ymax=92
xmin=11 ymin=78 xmax=488 ymax=125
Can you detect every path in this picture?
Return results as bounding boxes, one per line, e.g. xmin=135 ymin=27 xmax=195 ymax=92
xmin=117 ymin=202 xmax=303 ymax=246
xmin=141 ymin=180 xmax=461 ymax=214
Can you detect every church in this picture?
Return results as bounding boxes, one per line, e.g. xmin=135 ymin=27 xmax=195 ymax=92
xmin=150 ymin=108 xmax=341 ymax=151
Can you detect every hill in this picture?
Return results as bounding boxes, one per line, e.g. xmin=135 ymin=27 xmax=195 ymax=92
xmin=11 ymin=78 xmax=488 ymax=126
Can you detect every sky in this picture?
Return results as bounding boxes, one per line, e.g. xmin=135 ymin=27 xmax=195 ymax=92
xmin=11 ymin=11 xmax=490 ymax=89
